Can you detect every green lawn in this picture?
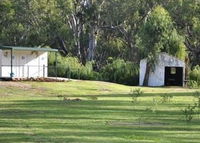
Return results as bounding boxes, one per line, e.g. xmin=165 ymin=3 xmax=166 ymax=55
xmin=0 ymin=81 xmax=200 ymax=143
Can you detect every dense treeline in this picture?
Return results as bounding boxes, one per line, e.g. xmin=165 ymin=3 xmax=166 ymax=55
xmin=0 ymin=0 xmax=200 ymax=85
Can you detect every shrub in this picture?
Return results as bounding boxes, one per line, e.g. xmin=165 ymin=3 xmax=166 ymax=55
xmin=49 ymin=54 xmax=139 ymax=85
xmin=160 ymin=93 xmax=173 ymax=103
xmin=193 ymin=91 xmax=200 ymax=108
xmin=188 ymin=80 xmax=199 ymax=89
xmin=182 ymin=104 xmax=197 ymax=122
xmin=189 ymin=65 xmax=200 ymax=88
xmin=100 ymin=59 xmax=139 ymax=85
xmin=48 ymin=53 xmax=100 ymax=80
xmin=130 ymin=88 xmax=143 ymax=103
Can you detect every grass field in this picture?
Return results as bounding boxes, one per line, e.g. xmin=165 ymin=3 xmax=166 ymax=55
xmin=0 ymin=81 xmax=200 ymax=143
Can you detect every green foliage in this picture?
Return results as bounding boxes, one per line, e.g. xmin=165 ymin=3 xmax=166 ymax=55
xmin=188 ymin=80 xmax=199 ymax=89
xmin=101 ymin=59 xmax=139 ymax=85
xmin=49 ymin=54 xmax=139 ymax=85
xmin=167 ymin=29 xmax=186 ymax=61
xmin=193 ymin=91 xmax=200 ymax=108
xmin=1 ymin=0 xmax=200 ymax=69
xmin=139 ymin=5 xmax=186 ymax=62
xmin=160 ymin=93 xmax=173 ymax=103
xmin=182 ymin=91 xmax=200 ymax=122
xmin=48 ymin=53 xmax=100 ymax=80
xmin=167 ymin=0 xmax=200 ymax=66
xmin=182 ymin=104 xmax=197 ymax=122
xmin=189 ymin=65 xmax=200 ymax=88
xmin=130 ymin=88 xmax=144 ymax=102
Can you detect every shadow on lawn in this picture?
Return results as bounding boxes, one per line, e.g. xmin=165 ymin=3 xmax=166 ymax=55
xmin=51 ymin=92 xmax=196 ymax=97
xmin=0 ymin=99 xmax=197 ymax=121
xmin=0 ymin=93 xmax=200 ymax=143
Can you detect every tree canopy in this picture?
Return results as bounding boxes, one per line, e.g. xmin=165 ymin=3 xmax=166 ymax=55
xmin=0 ymin=0 xmax=199 ymax=69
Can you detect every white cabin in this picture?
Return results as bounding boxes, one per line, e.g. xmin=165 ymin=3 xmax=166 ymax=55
xmin=139 ymin=53 xmax=185 ymax=87
xmin=0 ymin=46 xmax=58 ymax=79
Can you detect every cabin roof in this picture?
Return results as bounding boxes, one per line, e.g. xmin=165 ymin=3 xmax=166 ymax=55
xmin=140 ymin=52 xmax=185 ymax=65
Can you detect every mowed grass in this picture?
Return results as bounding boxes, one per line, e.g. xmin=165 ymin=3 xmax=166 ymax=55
xmin=0 ymin=81 xmax=200 ymax=143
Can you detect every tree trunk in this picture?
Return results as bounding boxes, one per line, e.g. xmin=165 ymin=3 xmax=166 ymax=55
xmin=143 ymin=61 xmax=151 ymax=86
xmin=88 ymin=27 xmax=97 ymax=61
xmin=79 ymin=24 xmax=87 ymax=65
xmin=75 ymin=24 xmax=82 ymax=60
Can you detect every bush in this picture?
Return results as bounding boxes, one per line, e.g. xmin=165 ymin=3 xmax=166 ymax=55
xmin=182 ymin=104 xmax=196 ymax=122
xmin=189 ymin=66 xmax=200 ymax=88
xmin=130 ymin=88 xmax=144 ymax=102
xmin=48 ymin=53 xmax=100 ymax=80
xmin=188 ymin=80 xmax=199 ymax=89
xmin=100 ymin=59 xmax=139 ymax=85
xmin=49 ymin=54 xmax=139 ymax=85
xmin=160 ymin=93 xmax=173 ymax=103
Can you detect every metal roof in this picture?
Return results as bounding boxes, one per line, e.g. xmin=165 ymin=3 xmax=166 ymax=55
xmin=0 ymin=45 xmax=58 ymax=52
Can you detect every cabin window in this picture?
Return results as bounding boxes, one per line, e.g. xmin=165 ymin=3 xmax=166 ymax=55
xmin=171 ymin=67 xmax=176 ymax=74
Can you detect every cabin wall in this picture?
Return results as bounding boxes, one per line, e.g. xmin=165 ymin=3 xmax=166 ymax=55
xmin=1 ymin=50 xmax=48 ymax=78
xmin=139 ymin=59 xmax=147 ymax=86
xmin=139 ymin=59 xmax=165 ymax=86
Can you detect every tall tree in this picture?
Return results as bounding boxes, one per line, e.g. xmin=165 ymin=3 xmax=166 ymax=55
xmin=165 ymin=0 xmax=200 ymax=66
xmin=65 ymin=0 xmax=105 ymax=64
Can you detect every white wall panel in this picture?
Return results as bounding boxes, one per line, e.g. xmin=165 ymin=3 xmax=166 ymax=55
xmin=1 ymin=50 xmax=48 ymax=78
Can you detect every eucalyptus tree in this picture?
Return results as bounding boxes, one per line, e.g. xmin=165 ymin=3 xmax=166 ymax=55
xmin=168 ymin=0 xmax=200 ymax=67
xmin=62 ymin=0 xmax=106 ymax=64
xmin=0 ymin=0 xmax=14 ymax=45
xmin=95 ymin=0 xmax=161 ymax=63
xmin=0 ymin=0 xmax=61 ymax=46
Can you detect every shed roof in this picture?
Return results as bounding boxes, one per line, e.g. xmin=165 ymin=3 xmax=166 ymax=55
xmin=0 ymin=45 xmax=58 ymax=52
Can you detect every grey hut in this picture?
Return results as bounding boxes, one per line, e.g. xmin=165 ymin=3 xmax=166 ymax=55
xmin=139 ymin=53 xmax=185 ymax=86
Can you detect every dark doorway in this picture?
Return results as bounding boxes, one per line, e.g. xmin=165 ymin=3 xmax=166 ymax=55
xmin=165 ymin=67 xmax=183 ymax=86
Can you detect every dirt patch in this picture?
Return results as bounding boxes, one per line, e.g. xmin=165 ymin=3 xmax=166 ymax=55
xmin=99 ymin=88 xmax=112 ymax=92
xmin=0 ymin=82 xmax=32 ymax=89
xmin=13 ymin=77 xmax=69 ymax=82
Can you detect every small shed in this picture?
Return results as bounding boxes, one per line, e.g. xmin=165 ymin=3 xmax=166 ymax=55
xmin=0 ymin=46 xmax=58 ymax=79
xmin=139 ymin=53 xmax=185 ymax=87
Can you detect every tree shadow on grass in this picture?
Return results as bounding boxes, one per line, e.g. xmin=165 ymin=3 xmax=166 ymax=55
xmin=0 ymin=93 xmax=200 ymax=143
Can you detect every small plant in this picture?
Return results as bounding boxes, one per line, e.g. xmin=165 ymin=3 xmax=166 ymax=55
xmin=193 ymin=91 xmax=200 ymax=108
xmin=88 ymin=96 xmax=98 ymax=101
xmin=189 ymin=65 xmax=200 ymax=88
xmin=145 ymin=107 xmax=153 ymax=112
xmin=130 ymin=88 xmax=144 ymax=103
xmin=188 ymin=80 xmax=199 ymax=89
xmin=152 ymin=97 xmax=160 ymax=113
xmin=193 ymin=91 xmax=200 ymax=119
xmin=57 ymin=95 xmax=63 ymax=100
xmin=182 ymin=104 xmax=197 ymax=122
xmin=160 ymin=93 xmax=173 ymax=103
